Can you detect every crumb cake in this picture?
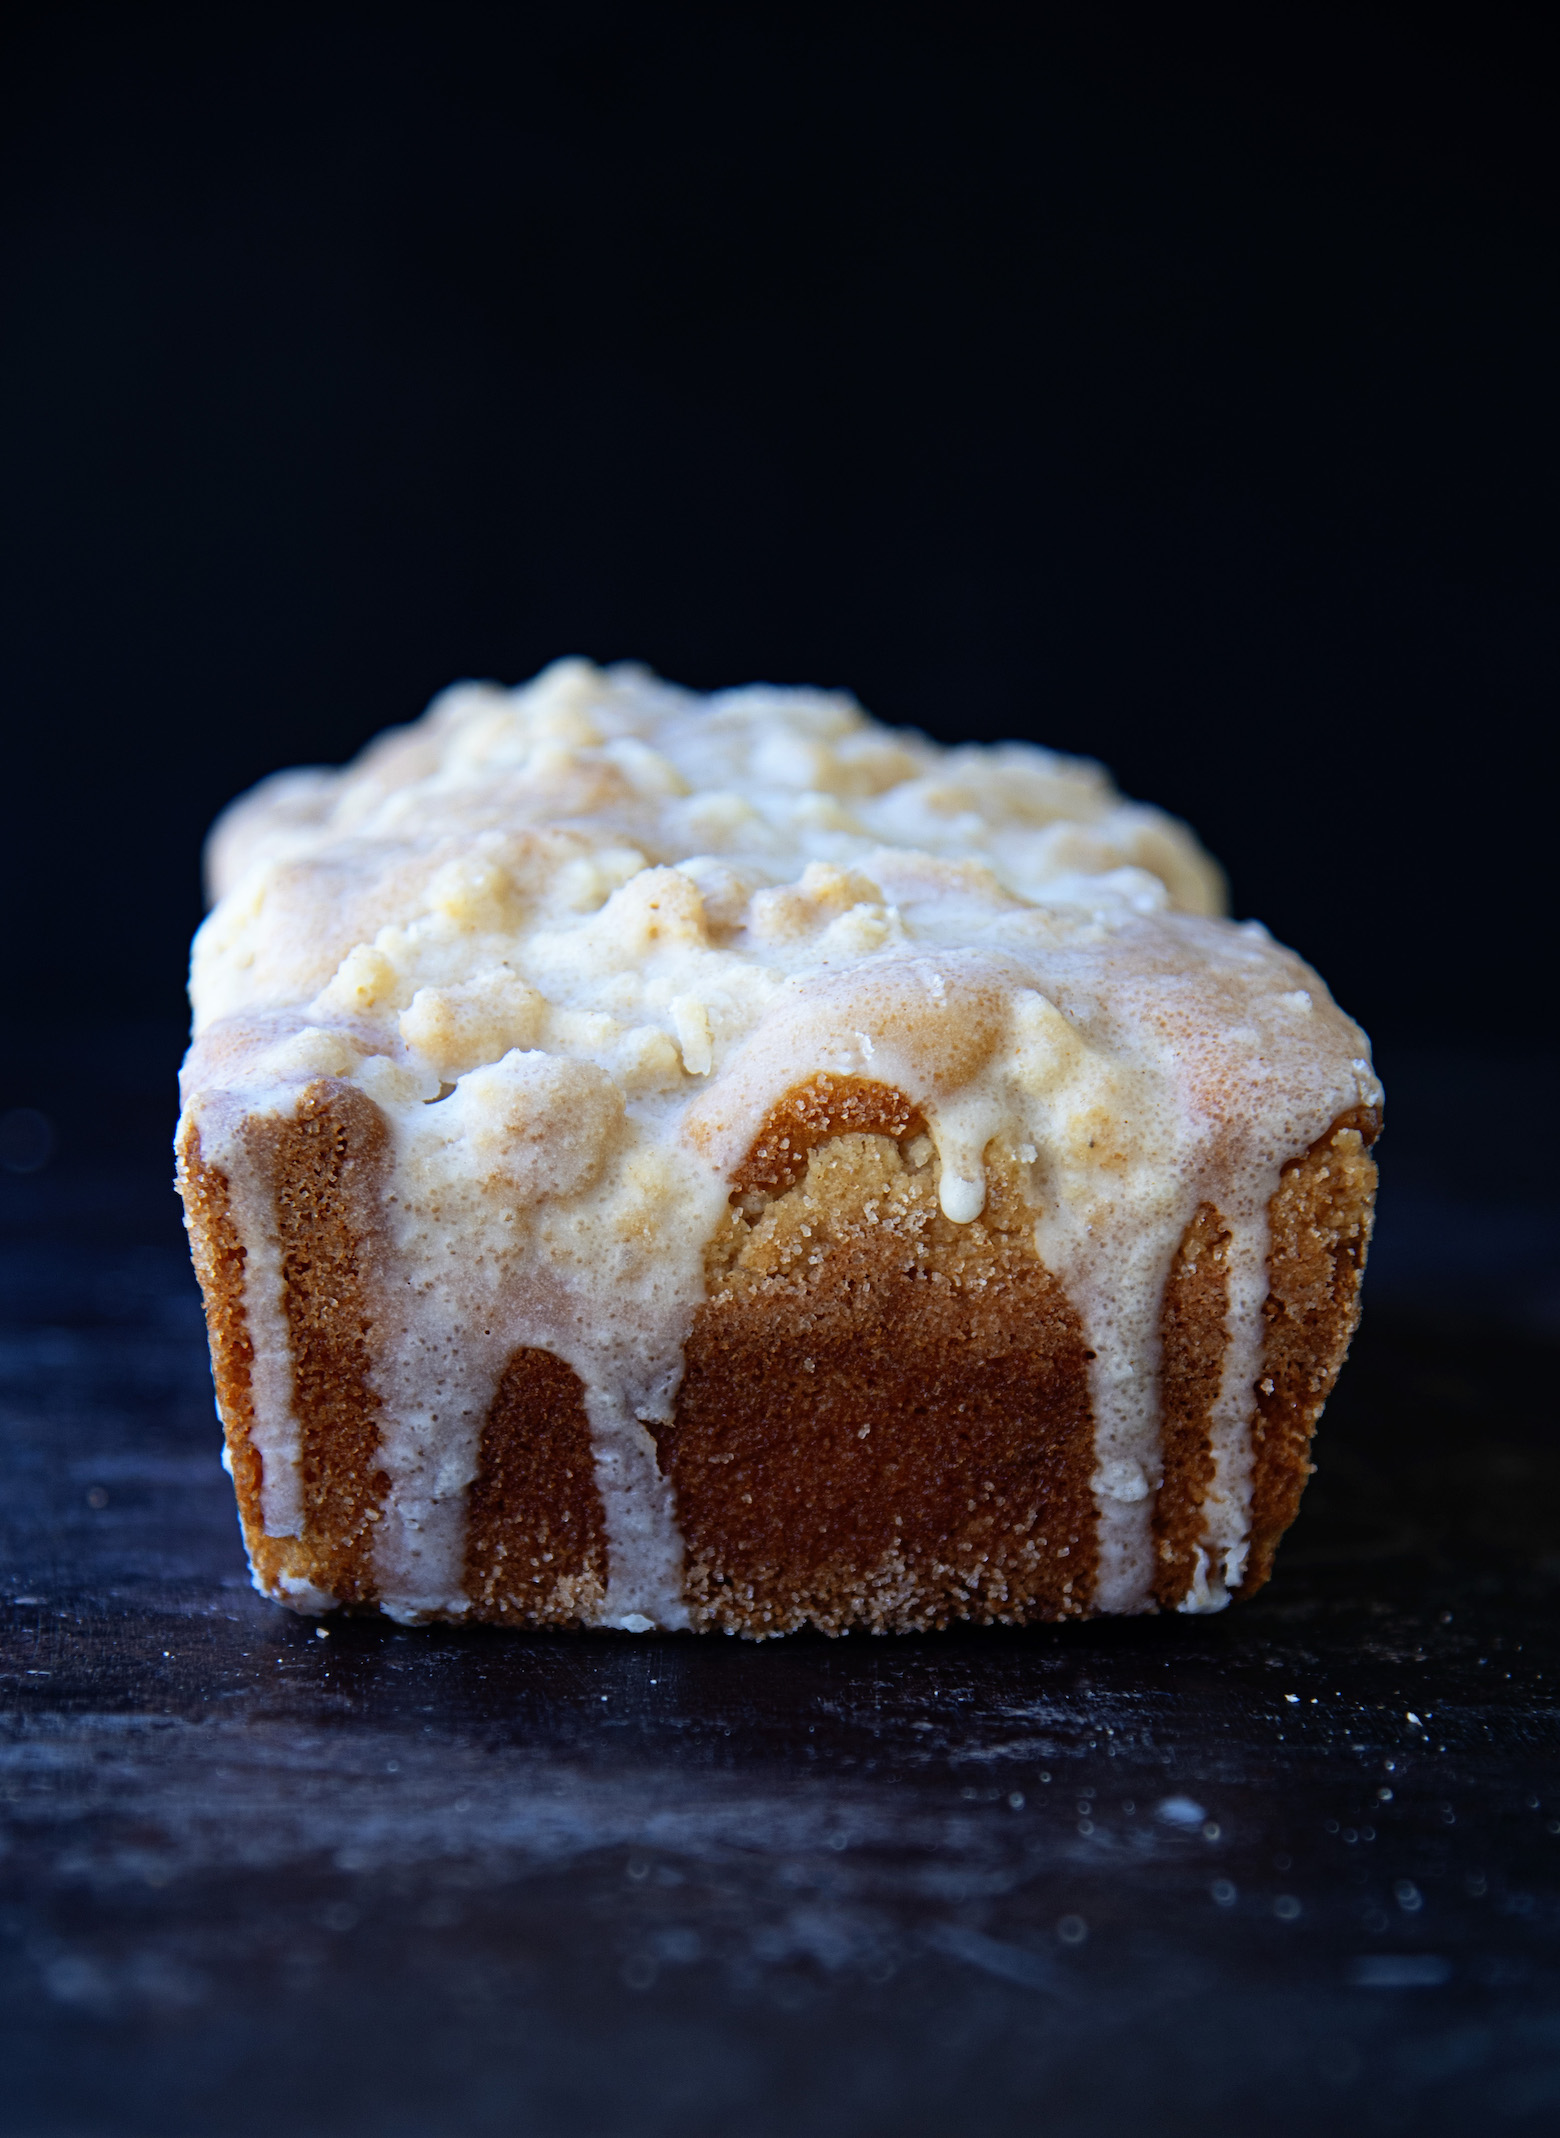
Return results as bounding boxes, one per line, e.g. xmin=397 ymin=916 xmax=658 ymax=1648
xmin=176 ymin=660 xmax=1381 ymax=1633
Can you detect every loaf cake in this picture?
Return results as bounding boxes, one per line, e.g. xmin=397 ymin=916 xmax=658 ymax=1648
xmin=176 ymin=659 xmax=1380 ymax=1634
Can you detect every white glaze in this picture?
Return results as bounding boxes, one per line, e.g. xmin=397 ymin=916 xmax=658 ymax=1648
xmin=182 ymin=1076 xmax=312 ymax=1550
xmin=215 ymin=1117 xmax=306 ymax=1546
xmin=1181 ymin=1210 xmax=1270 ymax=1613
xmin=178 ymin=659 xmax=1380 ymax=1623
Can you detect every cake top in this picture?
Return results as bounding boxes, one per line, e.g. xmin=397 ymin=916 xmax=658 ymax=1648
xmin=195 ymin=655 xmax=1226 ymax=1037
xmin=189 ymin=655 xmax=1376 ymax=1220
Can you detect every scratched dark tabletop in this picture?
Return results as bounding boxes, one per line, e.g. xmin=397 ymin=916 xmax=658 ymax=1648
xmin=3 ymin=1027 xmax=1559 ymax=2137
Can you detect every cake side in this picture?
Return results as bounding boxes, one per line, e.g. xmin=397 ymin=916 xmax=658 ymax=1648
xmin=178 ymin=1079 xmax=615 ymax=1627
xmin=1241 ymin=1107 xmax=1379 ymax=1596
xmin=1151 ymin=1201 xmax=1233 ymax=1610
xmin=1150 ymin=1106 xmax=1378 ymax=1614
xmin=177 ymin=1082 xmax=389 ymax=1611
xmin=177 ymin=1123 xmax=271 ymax=1571
xmin=178 ymin=1068 xmax=1377 ymax=1632
xmin=261 ymin=1083 xmax=388 ymax=1607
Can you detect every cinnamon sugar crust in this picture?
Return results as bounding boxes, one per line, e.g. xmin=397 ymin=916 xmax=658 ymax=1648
xmin=263 ymin=1083 xmax=389 ymax=1604
xmin=1152 ymin=1202 xmax=1233 ymax=1610
xmin=1241 ymin=1107 xmax=1379 ymax=1596
xmin=659 ymin=1134 xmax=1098 ymax=1635
xmin=176 ymin=1124 xmax=267 ymax=1552
xmin=464 ymin=1346 xmax=608 ymax=1624
xmin=730 ymin=1073 xmax=926 ymax=1199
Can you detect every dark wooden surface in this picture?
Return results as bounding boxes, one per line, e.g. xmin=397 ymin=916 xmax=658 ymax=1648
xmin=3 ymin=1031 xmax=1559 ymax=2136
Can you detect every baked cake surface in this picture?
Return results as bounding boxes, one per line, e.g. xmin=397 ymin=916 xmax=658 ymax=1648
xmin=177 ymin=660 xmax=1380 ymax=1632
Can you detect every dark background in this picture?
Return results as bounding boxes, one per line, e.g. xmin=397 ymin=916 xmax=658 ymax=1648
xmin=3 ymin=1 xmax=1558 ymax=1045
xmin=5 ymin=14 xmax=1560 ymax=2135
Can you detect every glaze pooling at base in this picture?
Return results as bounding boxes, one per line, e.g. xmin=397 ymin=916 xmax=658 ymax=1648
xmin=178 ymin=660 xmax=1381 ymax=1624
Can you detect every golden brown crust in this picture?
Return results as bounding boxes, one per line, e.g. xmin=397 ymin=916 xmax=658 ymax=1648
xmin=464 ymin=1347 xmax=609 ymax=1624
xmin=729 ymin=1074 xmax=926 ymax=1199
xmin=176 ymin=1121 xmax=267 ymax=1545
xmin=177 ymin=1082 xmax=389 ymax=1605
xmin=1240 ymin=1106 xmax=1379 ymax=1596
xmin=658 ymin=1133 xmax=1098 ymax=1635
xmin=1152 ymin=1202 xmax=1232 ymax=1609
xmin=262 ymin=1083 xmax=390 ymax=1604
